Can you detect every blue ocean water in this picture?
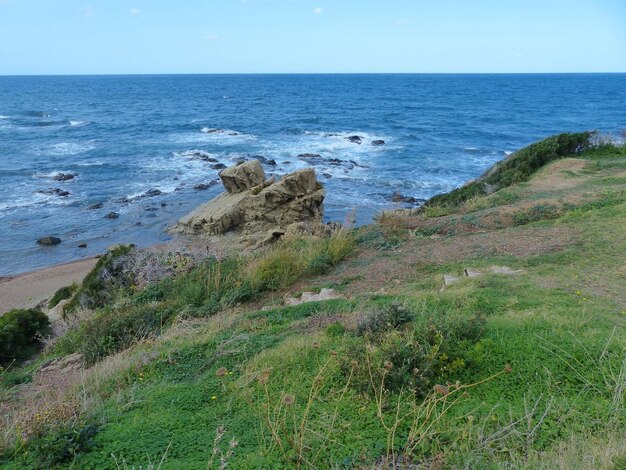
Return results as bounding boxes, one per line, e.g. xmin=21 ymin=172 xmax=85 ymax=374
xmin=0 ymin=74 xmax=625 ymax=275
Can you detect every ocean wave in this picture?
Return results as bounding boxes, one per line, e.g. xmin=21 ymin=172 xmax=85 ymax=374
xmin=32 ymin=171 xmax=73 ymax=179
xmin=199 ymin=127 xmax=257 ymax=141
xmin=75 ymin=161 xmax=106 ymax=167
xmin=0 ymin=115 xmax=8 ymax=119
xmin=69 ymin=120 xmax=87 ymax=126
xmin=259 ymin=131 xmax=392 ymax=162
xmin=0 ymin=192 xmax=75 ymax=213
xmin=32 ymin=141 xmax=96 ymax=156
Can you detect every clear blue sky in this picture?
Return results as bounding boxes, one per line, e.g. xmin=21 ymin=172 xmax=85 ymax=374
xmin=0 ymin=0 xmax=625 ymax=74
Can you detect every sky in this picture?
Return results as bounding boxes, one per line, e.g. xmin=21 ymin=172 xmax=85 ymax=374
xmin=0 ymin=0 xmax=625 ymax=75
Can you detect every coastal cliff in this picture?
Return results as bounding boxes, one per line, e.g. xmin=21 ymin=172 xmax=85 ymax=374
xmin=2 ymin=133 xmax=625 ymax=469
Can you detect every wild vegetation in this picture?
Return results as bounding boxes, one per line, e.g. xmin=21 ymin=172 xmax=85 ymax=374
xmin=1 ymin=133 xmax=625 ymax=469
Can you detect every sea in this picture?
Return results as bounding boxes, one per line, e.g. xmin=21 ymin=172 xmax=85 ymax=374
xmin=0 ymin=74 xmax=625 ymax=275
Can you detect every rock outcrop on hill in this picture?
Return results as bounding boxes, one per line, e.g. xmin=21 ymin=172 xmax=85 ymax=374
xmin=172 ymin=160 xmax=328 ymax=249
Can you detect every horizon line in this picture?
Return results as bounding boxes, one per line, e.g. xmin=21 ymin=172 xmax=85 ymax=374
xmin=1 ymin=71 xmax=626 ymax=78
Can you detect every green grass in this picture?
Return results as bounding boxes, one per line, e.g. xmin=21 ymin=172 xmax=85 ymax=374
xmin=2 ymin=138 xmax=626 ymax=469
xmin=426 ymin=132 xmax=592 ymax=209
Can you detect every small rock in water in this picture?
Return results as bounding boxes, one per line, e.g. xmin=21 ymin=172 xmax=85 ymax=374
xmin=38 ymin=188 xmax=71 ymax=197
xmin=252 ymin=155 xmax=277 ymax=166
xmin=143 ymin=189 xmax=163 ymax=198
xmin=87 ymin=202 xmax=104 ymax=210
xmin=160 ymin=202 xmax=167 ymax=207
xmin=372 ymin=140 xmax=385 ymax=146
xmin=297 ymin=153 xmax=322 ymax=159
xmin=37 ymin=236 xmax=62 ymax=246
xmin=391 ymin=192 xmax=423 ymax=205
xmin=194 ymin=182 xmax=216 ymax=190
xmin=78 ymin=243 xmax=87 ymax=248
xmin=202 ymin=128 xmax=224 ymax=134
xmin=53 ymin=172 xmax=77 ymax=181
xmin=105 ymin=211 xmax=119 ymax=219
xmin=346 ymin=135 xmax=362 ymax=144
xmin=212 ymin=163 xmax=227 ymax=170
xmin=322 ymin=173 xmax=332 ymax=178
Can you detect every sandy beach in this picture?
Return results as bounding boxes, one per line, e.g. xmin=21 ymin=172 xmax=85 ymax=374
xmin=0 ymin=257 xmax=98 ymax=315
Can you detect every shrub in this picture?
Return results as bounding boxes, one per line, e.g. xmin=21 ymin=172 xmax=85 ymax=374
xmin=48 ymin=283 xmax=78 ymax=309
xmin=344 ymin=309 xmax=486 ymax=398
xmin=64 ymin=245 xmax=136 ymax=315
xmin=356 ymin=302 xmax=415 ymax=337
xmin=0 ymin=309 xmax=50 ymax=362
xmin=512 ymin=204 xmax=560 ymax=226
xmin=248 ymin=230 xmax=355 ymax=291
xmin=69 ymin=301 xmax=178 ymax=364
xmin=247 ymin=244 xmax=303 ymax=291
xmin=27 ymin=423 xmax=98 ymax=468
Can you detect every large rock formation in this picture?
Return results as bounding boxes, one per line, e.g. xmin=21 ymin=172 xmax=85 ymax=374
xmin=172 ymin=160 xmax=328 ymax=249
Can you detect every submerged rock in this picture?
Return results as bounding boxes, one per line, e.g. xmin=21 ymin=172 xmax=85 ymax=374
xmin=194 ymin=182 xmax=216 ymax=191
xmin=53 ymin=172 xmax=77 ymax=181
xmin=87 ymin=202 xmax=104 ymax=210
xmin=37 ymin=188 xmax=70 ymax=197
xmin=172 ymin=159 xmax=328 ymax=249
xmin=298 ymin=153 xmax=322 ymax=159
xmin=251 ymin=155 xmax=277 ymax=166
xmin=372 ymin=140 xmax=385 ymax=146
xmin=105 ymin=211 xmax=120 ymax=219
xmin=143 ymin=189 xmax=163 ymax=198
xmin=391 ymin=192 xmax=424 ymax=205
xmin=37 ymin=236 xmax=62 ymax=246
xmin=346 ymin=135 xmax=362 ymax=144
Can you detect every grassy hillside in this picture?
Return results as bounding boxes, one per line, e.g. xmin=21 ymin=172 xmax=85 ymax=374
xmin=1 ymin=134 xmax=625 ymax=469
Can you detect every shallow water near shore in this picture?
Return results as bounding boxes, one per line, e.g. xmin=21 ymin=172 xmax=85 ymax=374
xmin=0 ymin=73 xmax=625 ymax=275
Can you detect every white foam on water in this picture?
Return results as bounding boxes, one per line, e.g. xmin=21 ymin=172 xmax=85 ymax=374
xmin=75 ymin=161 xmax=106 ymax=167
xmin=0 ymin=115 xmax=8 ymax=119
xmin=257 ymin=131 xmax=394 ymax=167
xmin=0 ymin=191 xmax=75 ymax=212
xmin=168 ymin=130 xmax=256 ymax=145
xmin=69 ymin=120 xmax=86 ymax=126
xmin=32 ymin=170 xmax=73 ymax=179
xmin=173 ymin=149 xmax=220 ymax=160
xmin=32 ymin=141 xmax=97 ymax=156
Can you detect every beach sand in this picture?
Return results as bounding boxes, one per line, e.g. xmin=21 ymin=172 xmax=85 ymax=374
xmin=0 ymin=258 xmax=98 ymax=315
